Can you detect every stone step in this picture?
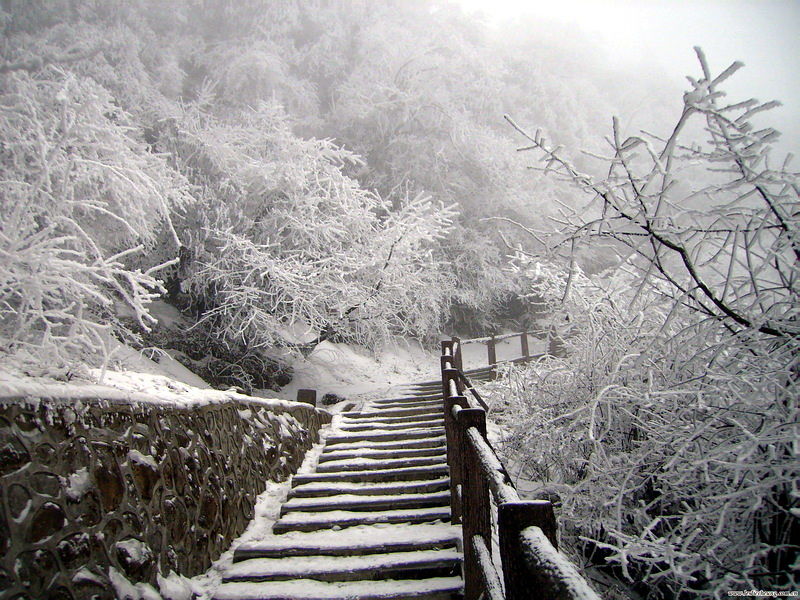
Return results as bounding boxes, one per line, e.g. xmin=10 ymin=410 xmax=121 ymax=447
xmin=325 ymin=429 xmax=445 ymax=446
xmin=288 ymin=478 xmax=450 ymax=499
xmin=213 ymin=576 xmax=463 ymax=600
xmin=342 ymin=406 xmax=443 ymax=420
xmin=222 ymin=549 xmax=462 ymax=583
xmin=281 ymin=490 xmax=450 ymax=515
xmin=272 ymin=506 xmax=452 ymax=534
xmin=340 ymin=412 xmax=444 ymax=426
xmin=369 ymin=396 xmax=444 ymax=404
xmin=315 ymin=455 xmax=445 ymax=473
xmin=368 ymin=397 xmax=443 ymax=408
xmin=338 ymin=419 xmax=444 ymax=433
xmin=371 ymin=394 xmax=444 ymax=404
xmin=362 ymin=405 xmax=442 ymax=414
xmin=291 ymin=464 xmax=449 ymax=486
xmin=318 ymin=446 xmax=445 ymax=463
xmin=404 ymin=382 xmax=443 ymax=391
xmin=234 ymin=523 xmax=460 ymax=561
xmin=317 ymin=436 xmax=446 ymax=453
xmin=367 ymin=402 xmax=442 ymax=411
xmin=464 ymin=367 xmax=496 ymax=381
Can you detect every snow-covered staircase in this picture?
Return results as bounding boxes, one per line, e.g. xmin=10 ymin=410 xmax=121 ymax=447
xmin=213 ymin=387 xmax=464 ymax=600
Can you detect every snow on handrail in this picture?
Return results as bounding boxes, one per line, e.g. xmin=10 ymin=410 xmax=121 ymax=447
xmin=440 ymin=335 xmax=600 ymax=600
xmin=517 ymin=527 xmax=600 ymax=600
xmin=472 ymin=534 xmax=505 ymax=600
xmin=448 ymin=377 xmax=459 ymax=399
xmin=460 ymin=331 xmax=529 ymax=344
xmin=466 ymin=427 xmax=518 ymax=506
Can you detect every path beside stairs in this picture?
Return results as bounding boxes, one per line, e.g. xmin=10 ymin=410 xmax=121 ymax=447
xmin=213 ymin=378 xmax=466 ymax=600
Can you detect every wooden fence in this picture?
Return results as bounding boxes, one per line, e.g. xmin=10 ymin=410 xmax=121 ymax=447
xmin=441 ymin=337 xmax=599 ymax=600
xmin=459 ymin=329 xmax=568 ymax=369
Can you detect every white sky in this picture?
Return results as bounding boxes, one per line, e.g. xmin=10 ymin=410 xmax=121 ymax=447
xmin=457 ymin=0 xmax=800 ymax=155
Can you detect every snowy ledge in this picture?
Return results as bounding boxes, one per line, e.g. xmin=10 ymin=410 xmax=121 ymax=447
xmin=0 ymin=370 xmax=327 ymax=414
xmin=0 ymin=369 xmax=332 ymax=599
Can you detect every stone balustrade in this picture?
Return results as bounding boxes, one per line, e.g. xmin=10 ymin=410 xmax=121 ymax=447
xmin=0 ymin=383 xmax=331 ymax=599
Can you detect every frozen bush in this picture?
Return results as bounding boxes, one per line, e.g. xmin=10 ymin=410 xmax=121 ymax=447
xmin=0 ymin=68 xmax=191 ymax=367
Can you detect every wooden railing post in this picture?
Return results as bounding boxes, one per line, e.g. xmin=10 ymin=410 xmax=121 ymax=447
xmin=487 ymin=335 xmax=497 ymax=366
xmin=441 ymin=340 xmax=454 ymax=398
xmin=457 ymin=408 xmax=491 ymax=600
xmin=498 ymin=501 xmax=558 ymax=600
xmin=547 ymin=324 xmax=565 ymax=358
xmin=520 ymin=331 xmax=530 ymax=359
xmin=452 ymin=336 xmax=464 ymax=372
xmin=443 ymin=394 xmax=463 ymax=524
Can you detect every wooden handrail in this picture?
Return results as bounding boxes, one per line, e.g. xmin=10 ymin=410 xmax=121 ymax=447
xmin=441 ymin=337 xmax=600 ymax=600
xmin=457 ymin=369 xmax=489 ymax=410
xmin=454 ymin=330 xmax=545 ymax=368
xmin=460 ymin=331 xmax=537 ymax=344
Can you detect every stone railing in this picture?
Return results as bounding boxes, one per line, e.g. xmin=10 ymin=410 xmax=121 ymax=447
xmin=0 ymin=382 xmax=331 ymax=599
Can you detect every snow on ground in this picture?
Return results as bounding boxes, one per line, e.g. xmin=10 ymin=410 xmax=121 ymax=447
xmin=271 ymin=338 xmax=439 ymax=403
xmin=0 ymin=362 xmax=302 ymax=412
xmin=0 ymin=335 xmax=433 ymax=410
xmin=107 ymin=339 xmax=210 ymax=389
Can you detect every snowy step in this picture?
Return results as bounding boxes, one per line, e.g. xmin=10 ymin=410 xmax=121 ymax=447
xmin=320 ymin=435 xmax=446 ymax=452
xmin=367 ymin=398 xmax=443 ymax=409
xmin=213 ymin=576 xmax=463 ymax=600
xmin=366 ymin=402 xmax=443 ymax=412
xmin=463 ymin=367 xmax=496 ymax=381
xmin=339 ymin=412 xmax=444 ymax=426
xmin=234 ymin=523 xmax=460 ymax=560
xmin=403 ymin=382 xmax=443 ymax=392
xmin=288 ymin=478 xmax=450 ymax=499
xmin=342 ymin=406 xmax=443 ymax=419
xmin=338 ymin=419 xmax=444 ymax=433
xmin=281 ymin=490 xmax=450 ymax=515
xmin=325 ymin=429 xmax=445 ymax=445
xmin=272 ymin=506 xmax=452 ymax=534
xmin=362 ymin=405 xmax=442 ymax=415
xmin=222 ymin=549 xmax=462 ymax=583
xmin=371 ymin=394 xmax=444 ymax=404
xmin=318 ymin=446 xmax=445 ymax=463
xmin=344 ymin=405 xmax=442 ymax=416
xmin=315 ymin=455 xmax=445 ymax=473
xmin=290 ymin=464 xmax=449 ymax=485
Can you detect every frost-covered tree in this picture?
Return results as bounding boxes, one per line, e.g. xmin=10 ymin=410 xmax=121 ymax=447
xmin=495 ymin=49 xmax=799 ymax=596
xmin=168 ymin=102 xmax=457 ymax=350
xmin=0 ymin=67 xmax=191 ymax=368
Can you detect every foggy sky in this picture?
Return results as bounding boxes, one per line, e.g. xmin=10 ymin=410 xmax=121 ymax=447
xmin=459 ymin=0 xmax=800 ymax=157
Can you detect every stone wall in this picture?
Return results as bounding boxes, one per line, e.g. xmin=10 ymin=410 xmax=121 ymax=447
xmin=0 ymin=387 xmax=331 ymax=599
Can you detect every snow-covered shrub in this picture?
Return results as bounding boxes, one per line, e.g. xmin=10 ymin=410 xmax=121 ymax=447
xmin=501 ymin=259 xmax=798 ymax=596
xmin=0 ymin=68 xmax=191 ymax=367
xmin=498 ymin=50 xmax=799 ymax=596
xmin=170 ymin=102 xmax=457 ymax=350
